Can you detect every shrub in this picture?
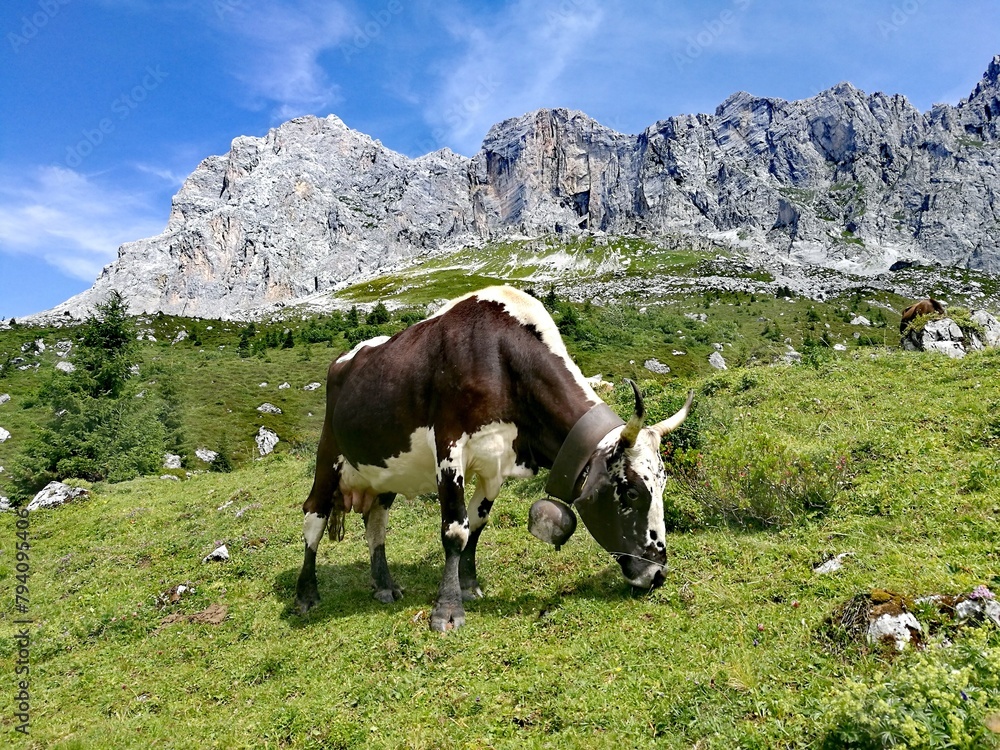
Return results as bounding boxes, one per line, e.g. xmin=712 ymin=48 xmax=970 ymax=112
xmin=210 ymin=443 xmax=235 ymax=473
xmin=820 ymin=630 xmax=1000 ymax=749
xmin=682 ymin=433 xmax=847 ymax=528
xmin=365 ymin=302 xmax=391 ymax=326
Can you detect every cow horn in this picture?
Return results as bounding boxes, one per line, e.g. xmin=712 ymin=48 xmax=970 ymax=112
xmin=620 ymin=379 xmax=645 ymax=447
xmin=651 ymin=390 xmax=694 ymax=439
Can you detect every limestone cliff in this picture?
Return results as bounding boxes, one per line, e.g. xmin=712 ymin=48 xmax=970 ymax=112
xmin=49 ymin=56 xmax=1000 ymax=318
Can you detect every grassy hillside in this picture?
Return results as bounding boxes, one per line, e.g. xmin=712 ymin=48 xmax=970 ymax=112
xmin=1 ymin=283 xmax=902 ymax=489
xmin=2 ymin=298 xmax=1000 ymax=746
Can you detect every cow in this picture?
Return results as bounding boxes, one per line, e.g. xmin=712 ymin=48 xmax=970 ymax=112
xmin=295 ymin=286 xmax=694 ymax=631
xmin=900 ymin=298 xmax=946 ymax=333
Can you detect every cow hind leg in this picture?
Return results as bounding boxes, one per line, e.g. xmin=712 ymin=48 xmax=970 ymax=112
xmin=459 ymin=480 xmax=495 ymax=601
xmin=365 ymin=493 xmax=403 ymax=603
xmin=431 ymin=465 xmax=469 ymax=632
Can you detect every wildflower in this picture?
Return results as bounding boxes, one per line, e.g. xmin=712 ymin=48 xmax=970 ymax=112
xmin=969 ymin=585 xmax=995 ymax=600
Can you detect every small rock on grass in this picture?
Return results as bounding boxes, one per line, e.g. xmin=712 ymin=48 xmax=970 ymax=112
xmin=202 ymin=545 xmax=229 ymax=563
xmin=814 ymin=552 xmax=852 ymax=575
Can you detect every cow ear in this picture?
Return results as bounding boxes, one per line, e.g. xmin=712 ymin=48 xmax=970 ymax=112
xmin=572 ymin=455 xmax=610 ymax=507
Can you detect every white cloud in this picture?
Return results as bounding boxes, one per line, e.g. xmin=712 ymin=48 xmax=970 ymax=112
xmin=0 ymin=166 xmax=166 ymax=281
xmin=132 ymin=162 xmax=188 ymax=187
xmin=215 ymin=0 xmax=354 ymax=120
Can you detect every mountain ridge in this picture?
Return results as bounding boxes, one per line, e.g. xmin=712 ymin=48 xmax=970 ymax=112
xmin=42 ymin=55 xmax=1000 ymax=320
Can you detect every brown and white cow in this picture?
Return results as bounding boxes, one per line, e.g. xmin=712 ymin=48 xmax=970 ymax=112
xmin=295 ymin=286 xmax=693 ymax=631
xmin=899 ymin=298 xmax=946 ymax=333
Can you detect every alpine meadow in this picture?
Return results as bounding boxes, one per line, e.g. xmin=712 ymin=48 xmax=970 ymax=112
xmin=3 ymin=37 xmax=1000 ymax=750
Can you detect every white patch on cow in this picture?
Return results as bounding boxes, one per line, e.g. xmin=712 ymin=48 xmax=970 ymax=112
xmin=596 ymin=425 xmax=669 ymax=583
xmin=336 ymin=335 xmax=391 ymax=364
xmin=467 ymin=485 xmax=491 ymax=533
xmin=338 ymin=422 xmax=534 ymax=507
xmin=340 ymin=427 xmax=439 ymax=498
xmin=445 ymin=519 xmax=470 ymax=547
xmin=432 ymin=286 xmax=600 ymax=407
xmin=630 ymin=428 xmax=669 ymax=544
xmin=436 ymin=434 xmax=469 ymax=484
xmin=303 ymin=512 xmax=328 ymax=551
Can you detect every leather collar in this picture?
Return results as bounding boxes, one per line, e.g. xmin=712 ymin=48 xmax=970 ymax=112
xmin=545 ymin=402 xmax=624 ymax=503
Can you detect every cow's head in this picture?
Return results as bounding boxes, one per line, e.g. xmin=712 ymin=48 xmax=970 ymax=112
xmin=573 ymin=383 xmax=693 ymax=589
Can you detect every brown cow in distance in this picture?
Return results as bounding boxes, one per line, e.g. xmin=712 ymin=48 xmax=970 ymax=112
xmin=900 ymin=298 xmax=946 ymax=333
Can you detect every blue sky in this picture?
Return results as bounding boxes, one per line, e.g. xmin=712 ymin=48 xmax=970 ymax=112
xmin=1 ymin=0 xmax=998 ymax=319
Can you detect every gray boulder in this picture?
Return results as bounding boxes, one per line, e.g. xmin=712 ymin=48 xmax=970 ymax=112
xmin=972 ymin=309 xmax=1000 ymax=347
xmin=27 ymin=482 xmax=89 ymax=511
xmin=195 ymin=448 xmax=218 ymax=463
xmin=709 ymin=351 xmax=728 ymax=370
xmin=202 ymin=545 xmax=230 ymax=563
xmin=255 ymin=426 xmax=280 ymax=456
xmin=643 ymin=358 xmax=670 ymax=374
xmin=903 ymin=311 xmax=1000 ymax=358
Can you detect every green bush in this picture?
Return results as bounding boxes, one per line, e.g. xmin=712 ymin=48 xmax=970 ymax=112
xmin=820 ymin=630 xmax=1000 ymax=749
xmin=683 ymin=433 xmax=847 ymax=528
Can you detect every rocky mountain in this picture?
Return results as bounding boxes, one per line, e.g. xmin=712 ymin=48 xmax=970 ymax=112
xmin=47 ymin=56 xmax=1000 ymax=319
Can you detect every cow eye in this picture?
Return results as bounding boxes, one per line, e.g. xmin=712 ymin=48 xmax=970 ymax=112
xmin=626 ymin=488 xmax=639 ymax=502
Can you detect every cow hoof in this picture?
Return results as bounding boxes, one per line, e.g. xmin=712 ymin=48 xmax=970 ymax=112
xmin=430 ymin=603 xmax=465 ymax=632
xmin=461 ymin=585 xmax=484 ymax=601
xmin=296 ymin=592 xmax=319 ymax=615
xmin=374 ymin=587 xmax=403 ymax=604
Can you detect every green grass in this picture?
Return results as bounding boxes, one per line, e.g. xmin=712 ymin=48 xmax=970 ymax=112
xmin=332 ymin=236 xmax=717 ymax=306
xmin=0 ymin=287 xmax=906 ymax=488
xmin=2 ymin=340 xmax=1000 ymax=747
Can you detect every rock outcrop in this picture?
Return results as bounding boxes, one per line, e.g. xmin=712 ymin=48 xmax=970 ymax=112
xmin=44 ymin=56 xmax=1000 ymax=320
xmin=26 ymin=481 xmax=89 ymax=511
xmin=901 ymin=310 xmax=1000 ymax=357
xmin=255 ymin=426 xmax=279 ymax=457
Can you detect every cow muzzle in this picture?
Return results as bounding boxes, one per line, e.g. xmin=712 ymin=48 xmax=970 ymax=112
xmin=617 ymin=553 xmax=666 ymax=590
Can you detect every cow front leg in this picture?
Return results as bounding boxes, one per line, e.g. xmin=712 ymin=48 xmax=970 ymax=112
xmin=431 ymin=466 xmax=469 ymax=631
xmin=297 ymin=507 xmax=329 ymax=614
xmin=296 ymin=422 xmax=341 ymax=614
xmin=459 ymin=483 xmax=494 ymax=601
xmin=365 ymin=493 xmax=403 ymax=603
